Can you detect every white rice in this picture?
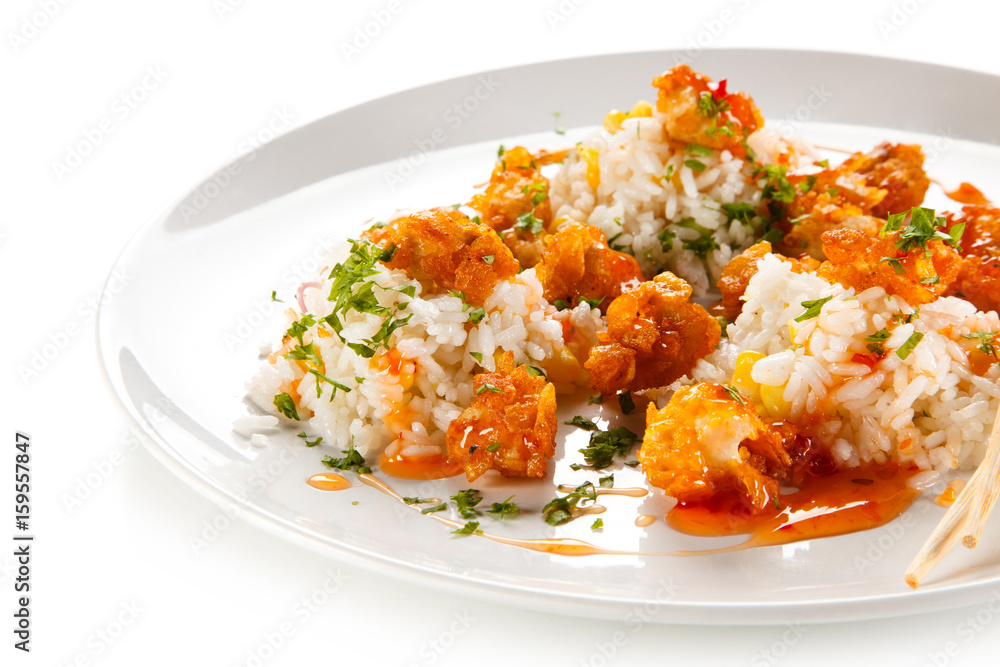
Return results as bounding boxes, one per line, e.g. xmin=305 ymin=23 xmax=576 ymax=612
xmin=247 ymin=245 xmax=602 ymax=457
xmin=690 ymin=254 xmax=1000 ymax=472
xmin=549 ymin=110 xmax=808 ymax=296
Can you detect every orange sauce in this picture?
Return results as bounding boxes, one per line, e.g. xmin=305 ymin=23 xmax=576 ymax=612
xmin=378 ymin=448 xmax=464 ymax=480
xmin=534 ymin=148 xmax=572 ymax=166
xmin=945 ymin=182 xmax=990 ymax=205
xmin=635 ymin=515 xmax=656 ymax=527
xmin=306 ymin=473 xmax=352 ymax=491
xmin=667 ymin=463 xmax=921 ymax=547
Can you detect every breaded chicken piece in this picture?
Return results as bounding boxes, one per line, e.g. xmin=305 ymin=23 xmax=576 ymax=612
xmin=651 ymin=64 xmax=762 ymax=159
xmin=467 ymin=145 xmax=554 ymax=268
xmin=943 ymin=205 xmax=1000 ymax=313
xmin=585 ymin=272 xmax=720 ymax=394
xmin=445 ymin=351 xmax=558 ymax=482
xmin=779 ymin=143 xmax=930 ymax=259
xmin=534 ymin=222 xmax=644 ymax=314
xmin=818 ymin=209 xmax=962 ymax=305
xmin=638 ymin=383 xmax=791 ymax=512
xmin=717 ymin=241 xmax=820 ymax=321
xmin=365 ymin=208 xmax=518 ymax=305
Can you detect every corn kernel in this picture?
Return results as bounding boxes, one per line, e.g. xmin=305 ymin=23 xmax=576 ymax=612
xmin=578 ymin=147 xmax=601 ymax=189
xmin=542 ymin=347 xmax=580 ymax=384
xmin=760 ymin=383 xmax=791 ymax=419
xmin=630 ymin=100 xmax=653 ymax=117
xmin=731 ymin=351 xmax=765 ymax=402
xmin=603 ymin=110 xmax=626 ymax=133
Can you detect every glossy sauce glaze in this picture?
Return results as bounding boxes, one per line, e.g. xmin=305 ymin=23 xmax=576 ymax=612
xmin=945 ymin=182 xmax=990 ymax=205
xmin=378 ymin=445 xmax=464 ymax=480
xmin=306 ymin=472 xmax=352 ymax=491
xmin=667 ymin=463 xmax=921 ymax=549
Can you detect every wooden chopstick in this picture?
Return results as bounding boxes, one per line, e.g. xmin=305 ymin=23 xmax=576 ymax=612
xmin=905 ymin=403 xmax=1000 ymax=587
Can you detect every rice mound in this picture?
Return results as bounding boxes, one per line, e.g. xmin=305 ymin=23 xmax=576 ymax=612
xmin=549 ymin=110 xmax=803 ymax=296
xmin=247 ymin=243 xmax=604 ymax=458
xmin=691 ymin=253 xmax=1000 ymax=473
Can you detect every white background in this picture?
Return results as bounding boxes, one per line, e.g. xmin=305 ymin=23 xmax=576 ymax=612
xmin=4 ymin=0 xmax=1000 ymax=665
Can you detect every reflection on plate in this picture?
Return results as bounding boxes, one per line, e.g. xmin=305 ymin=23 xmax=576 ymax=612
xmin=99 ymin=50 xmax=1000 ymax=624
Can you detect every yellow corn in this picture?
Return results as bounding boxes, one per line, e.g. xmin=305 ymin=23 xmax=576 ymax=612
xmin=603 ymin=110 xmax=626 ymax=133
xmin=760 ymin=383 xmax=792 ymax=419
xmin=731 ymin=351 xmax=765 ymax=402
xmin=578 ymin=147 xmax=601 ymax=189
xmin=542 ymin=347 xmax=580 ymax=384
xmin=630 ymin=100 xmax=653 ymax=117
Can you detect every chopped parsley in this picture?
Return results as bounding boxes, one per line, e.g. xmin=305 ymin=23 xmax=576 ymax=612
xmin=497 ymin=145 xmax=505 ymax=157
xmin=882 ymin=207 xmax=964 ymax=253
xmin=657 ymin=227 xmax=675 ymax=252
xmin=580 ymin=296 xmax=606 ymax=310
xmin=963 ymin=330 xmax=1000 ymax=357
xmin=486 ymin=442 xmax=502 ymax=452
xmin=421 ymin=503 xmax=447 ymax=514
xmin=521 ymin=182 xmax=548 ymax=206
xmin=402 ymin=497 xmax=434 ymax=505
xmin=553 ymin=299 xmax=570 ymax=311
xmin=482 ymin=254 xmax=495 ymax=265
xmin=307 ymin=368 xmax=351 ymax=399
xmin=451 ymin=489 xmax=483 ymax=519
xmin=683 ymin=235 xmax=720 ymax=259
xmin=542 ymin=482 xmax=597 ymax=526
xmin=588 ymin=395 xmax=603 ymax=405
xmin=321 ymin=442 xmax=371 ymax=474
xmin=452 ymin=521 xmax=480 ymax=535
xmin=864 ymin=328 xmax=891 ymax=356
xmin=524 ymin=365 xmax=546 ymax=378
xmin=470 ymin=351 xmax=483 ymax=363
xmin=467 ymin=307 xmax=486 ymax=324
xmin=618 ymin=390 xmax=635 ymax=415
xmin=476 ymin=383 xmax=503 ymax=396
xmin=896 ymin=332 xmax=924 ymax=360
xmin=270 ymin=290 xmax=283 ymax=302
xmin=599 ymin=474 xmax=615 ymax=488
xmin=579 ymin=426 xmax=640 ymax=469
xmin=486 ymin=496 xmax=520 ymax=519
xmin=793 ymin=295 xmax=833 ymax=322
xmin=591 ymin=518 xmax=604 ymax=530
xmin=720 ymin=202 xmax=757 ymax=227
xmin=565 ymin=415 xmax=599 ymax=431
xmin=879 ymin=256 xmax=906 ymax=275
xmin=723 ymin=385 xmax=746 ymax=407
xmin=297 ymin=432 xmax=323 ymax=447
xmin=684 ymin=159 xmax=707 ymax=172
xmin=273 ymin=392 xmax=300 ymax=421
xmin=697 ymin=91 xmax=730 ymax=118
xmin=287 ymin=314 xmax=317 ymax=345
xmin=515 ymin=211 xmax=545 ymax=235
xmin=286 ymin=342 xmax=324 ymax=368
xmin=920 ymin=275 xmax=940 ymax=285
xmin=686 ymin=143 xmax=714 ymax=157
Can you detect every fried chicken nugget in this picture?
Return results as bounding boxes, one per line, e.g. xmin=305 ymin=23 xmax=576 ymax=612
xmin=367 ymin=208 xmax=518 ymax=305
xmin=585 ymin=272 xmax=720 ymax=394
xmin=445 ymin=351 xmax=558 ymax=482
xmin=651 ymin=64 xmax=762 ymax=159
xmin=638 ymin=383 xmax=791 ymax=512
xmin=534 ymin=222 xmax=644 ymax=313
xmin=943 ymin=205 xmax=1000 ymax=313
xmin=818 ymin=214 xmax=961 ymax=306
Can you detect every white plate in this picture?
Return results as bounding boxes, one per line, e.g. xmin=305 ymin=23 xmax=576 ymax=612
xmin=98 ymin=49 xmax=1000 ymax=625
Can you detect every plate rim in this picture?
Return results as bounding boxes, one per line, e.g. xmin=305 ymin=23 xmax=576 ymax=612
xmin=97 ymin=47 xmax=1000 ymax=625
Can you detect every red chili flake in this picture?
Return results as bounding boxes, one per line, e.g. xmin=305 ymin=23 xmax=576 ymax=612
xmin=712 ymin=79 xmax=729 ymax=100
